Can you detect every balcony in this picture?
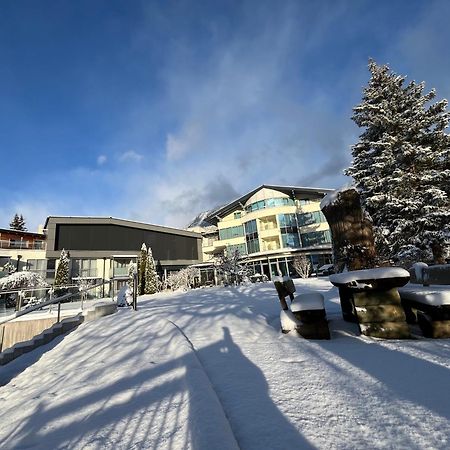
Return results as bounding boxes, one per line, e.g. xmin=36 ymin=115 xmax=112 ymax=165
xmin=0 ymin=240 xmax=46 ymax=250
xmin=204 ymin=241 xmax=227 ymax=255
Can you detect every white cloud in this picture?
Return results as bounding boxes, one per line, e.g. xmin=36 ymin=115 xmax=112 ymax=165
xmin=166 ymin=122 xmax=203 ymax=161
xmin=118 ymin=150 xmax=144 ymax=163
xmin=97 ymin=155 xmax=107 ymax=165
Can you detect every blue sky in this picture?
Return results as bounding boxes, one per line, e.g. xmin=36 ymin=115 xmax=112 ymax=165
xmin=1 ymin=0 xmax=449 ymax=231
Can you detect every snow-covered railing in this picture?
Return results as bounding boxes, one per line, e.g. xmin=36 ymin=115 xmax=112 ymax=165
xmin=0 ymin=280 xmax=113 ymax=326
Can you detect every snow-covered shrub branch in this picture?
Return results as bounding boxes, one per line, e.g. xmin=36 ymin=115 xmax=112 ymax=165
xmin=165 ymin=267 xmax=199 ymax=291
xmin=0 ymin=271 xmax=48 ymax=291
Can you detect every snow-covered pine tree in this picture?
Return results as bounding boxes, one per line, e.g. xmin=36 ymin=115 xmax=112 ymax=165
xmin=346 ymin=60 xmax=450 ymax=264
xmin=54 ymin=249 xmax=70 ymax=288
xmin=137 ymin=243 xmax=147 ymax=295
xmin=127 ymin=261 xmax=137 ymax=292
xmin=144 ymin=247 xmax=158 ymax=294
xmin=10 ymin=213 xmax=27 ymax=231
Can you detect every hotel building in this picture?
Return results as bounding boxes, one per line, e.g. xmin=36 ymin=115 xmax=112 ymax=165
xmin=189 ymin=185 xmax=333 ymax=280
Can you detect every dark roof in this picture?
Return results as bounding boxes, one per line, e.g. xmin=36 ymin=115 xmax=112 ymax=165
xmin=203 ymin=184 xmax=333 ymax=224
xmin=44 ymin=216 xmax=202 ymax=239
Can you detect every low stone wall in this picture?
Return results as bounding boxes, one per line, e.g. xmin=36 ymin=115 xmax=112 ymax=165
xmin=1 ymin=317 xmax=58 ymax=352
xmin=0 ymin=302 xmax=117 ymax=365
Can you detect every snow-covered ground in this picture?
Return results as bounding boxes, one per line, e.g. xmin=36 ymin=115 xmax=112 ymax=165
xmin=1 ymin=279 xmax=449 ymax=449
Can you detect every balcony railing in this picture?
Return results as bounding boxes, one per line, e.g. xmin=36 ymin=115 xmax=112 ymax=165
xmin=0 ymin=240 xmax=46 ymax=250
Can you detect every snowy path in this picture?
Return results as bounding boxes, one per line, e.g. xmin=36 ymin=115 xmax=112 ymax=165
xmin=1 ymin=279 xmax=450 ymax=449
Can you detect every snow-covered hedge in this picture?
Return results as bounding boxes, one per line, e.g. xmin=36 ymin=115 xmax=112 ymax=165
xmin=0 ymin=271 xmax=49 ymax=291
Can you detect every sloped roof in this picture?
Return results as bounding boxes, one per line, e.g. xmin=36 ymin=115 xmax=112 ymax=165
xmin=202 ymin=184 xmax=333 ymax=224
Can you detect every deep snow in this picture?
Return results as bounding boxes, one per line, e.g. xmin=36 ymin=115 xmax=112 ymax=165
xmin=1 ymin=279 xmax=449 ymax=449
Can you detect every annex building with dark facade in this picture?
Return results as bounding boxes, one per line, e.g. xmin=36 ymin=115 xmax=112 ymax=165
xmin=44 ymin=216 xmax=202 ymax=291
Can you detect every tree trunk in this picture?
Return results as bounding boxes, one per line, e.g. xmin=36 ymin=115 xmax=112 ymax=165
xmin=321 ymin=188 xmax=377 ymax=272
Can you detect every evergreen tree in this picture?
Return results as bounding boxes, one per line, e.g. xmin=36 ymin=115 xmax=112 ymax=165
xmin=10 ymin=213 xmax=27 ymax=231
xmin=346 ymin=60 xmax=450 ymax=263
xmin=144 ymin=247 xmax=158 ymax=294
xmin=137 ymin=243 xmax=147 ymax=295
xmin=127 ymin=261 xmax=137 ymax=292
xmin=54 ymin=249 xmax=70 ymax=288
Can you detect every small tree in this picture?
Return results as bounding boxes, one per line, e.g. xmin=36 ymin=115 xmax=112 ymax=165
xmin=292 ymin=255 xmax=312 ymax=278
xmin=137 ymin=243 xmax=147 ymax=295
xmin=1 ymin=261 xmax=17 ymax=275
xmin=127 ymin=261 xmax=137 ymax=292
xmin=54 ymin=249 xmax=70 ymax=289
xmin=166 ymin=266 xmax=199 ymax=291
xmin=144 ymin=247 xmax=158 ymax=294
xmin=215 ymin=249 xmax=248 ymax=285
xmin=10 ymin=213 xmax=27 ymax=231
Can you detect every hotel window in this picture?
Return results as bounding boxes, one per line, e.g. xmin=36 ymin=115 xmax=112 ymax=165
xmin=245 ymin=197 xmax=295 ymax=213
xmin=278 ymin=214 xmax=300 ymax=249
xmin=219 ymin=225 xmax=245 ymax=240
xmin=227 ymin=243 xmax=247 ymax=256
xmin=300 ymin=230 xmax=332 ymax=247
xmin=297 ymin=211 xmax=327 ymax=227
xmin=234 ymin=212 xmax=242 ymax=219
xmin=244 ymin=220 xmax=260 ymax=254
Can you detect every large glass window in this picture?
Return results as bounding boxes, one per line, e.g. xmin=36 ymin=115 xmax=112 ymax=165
xmin=27 ymin=259 xmax=47 ymax=277
xmin=300 ymin=230 xmax=332 ymax=247
xmin=297 ymin=211 xmax=327 ymax=227
xmin=244 ymin=220 xmax=260 ymax=254
xmin=278 ymin=214 xmax=300 ymax=249
xmin=245 ymin=197 xmax=295 ymax=213
xmin=281 ymin=233 xmax=300 ymax=248
xmin=219 ymin=225 xmax=244 ymax=240
xmin=72 ymin=259 xmax=98 ymax=278
xmin=227 ymin=243 xmax=247 ymax=256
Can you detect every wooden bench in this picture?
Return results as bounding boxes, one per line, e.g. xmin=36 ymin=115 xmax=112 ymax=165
xmin=399 ymin=286 xmax=450 ymax=338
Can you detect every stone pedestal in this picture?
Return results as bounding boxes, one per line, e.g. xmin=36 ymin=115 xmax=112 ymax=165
xmin=291 ymin=293 xmax=330 ymax=340
xmin=330 ymin=268 xmax=411 ymax=339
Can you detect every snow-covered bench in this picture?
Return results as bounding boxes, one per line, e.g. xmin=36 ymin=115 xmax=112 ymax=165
xmin=399 ymin=286 xmax=450 ymax=338
xmin=329 ymin=267 xmax=411 ymax=339
xmin=291 ymin=293 xmax=330 ymax=340
xmin=409 ymin=263 xmax=450 ymax=286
